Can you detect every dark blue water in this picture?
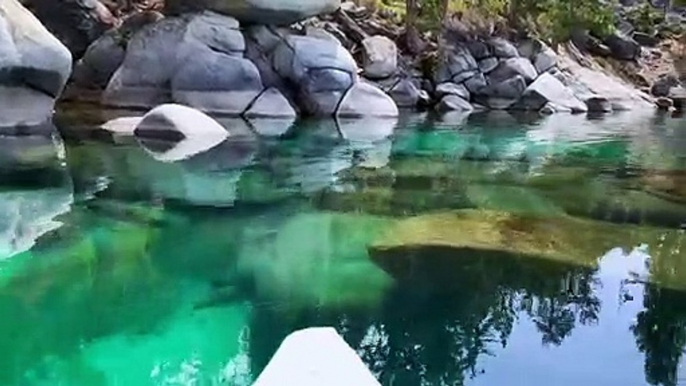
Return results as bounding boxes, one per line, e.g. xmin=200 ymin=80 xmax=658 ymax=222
xmin=0 ymin=108 xmax=685 ymax=385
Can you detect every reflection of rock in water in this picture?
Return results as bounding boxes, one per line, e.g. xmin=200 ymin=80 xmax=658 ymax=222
xmin=0 ymin=132 xmax=67 ymax=186
xmin=128 ymin=137 xmax=257 ymax=207
xmin=0 ymin=187 xmax=73 ymax=258
xmin=0 ymin=132 xmax=73 ymax=258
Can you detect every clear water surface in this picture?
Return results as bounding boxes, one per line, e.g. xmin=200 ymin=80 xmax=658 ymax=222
xmin=0 ymin=107 xmax=685 ymax=386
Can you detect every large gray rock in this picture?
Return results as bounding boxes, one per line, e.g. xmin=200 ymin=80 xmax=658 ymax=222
xmin=436 ymin=82 xmax=470 ymax=100
xmin=28 ymin=0 xmax=114 ymax=59
xmin=0 ymin=0 xmax=72 ymax=128
xmin=585 ymin=96 xmax=612 ymax=112
xmin=134 ymin=104 xmax=229 ymax=141
xmin=171 ymin=49 xmax=262 ymax=115
xmin=435 ymin=46 xmax=478 ymax=84
xmin=103 ymin=17 xmax=191 ymax=108
xmin=561 ymin=53 xmax=654 ymax=110
xmin=387 ymin=78 xmax=423 ymax=108
xmin=651 ymin=74 xmax=679 ymax=97
xmin=73 ymin=12 xmax=163 ymax=90
xmin=489 ymin=38 xmax=519 ymax=58
xmin=362 ymin=35 xmax=397 ymax=79
xmin=254 ymin=327 xmax=382 ymax=386
xmin=466 ymin=40 xmax=491 ymax=60
xmin=517 ymin=39 xmax=557 ymax=73
xmin=489 ymin=57 xmax=538 ymax=84
xmin=478 ymin=57 xmax=499 ymax=74
xmin=533 ymin=45 xmax=558 ymax=74
xmin=464 ymin=73 xmax=488 ymax=93
xmin=244 ymin=87 xmax=297 ymax=118
xmin=272 ymin=35 xmax=356 ymax=116
xmin=337 ymin=82 xmax=399 ymax=117
xmin=244 ymin=25 xmax=290 ymax=90
xmin=175 ymin=0 xmax=341 ymax=25
xmin=603 ymin=32 xmax=641 ymax=60
xmin=104 ymin=12 xmax=269 ymax=116
xmin=474 ymin=75 xmax=527 ymax=110
xmin=511 ymin=73 xmax=587 ymax=113
xmin=72 ymin=32 xmax=126 ymax=90
xmin=436 ymin=95 xmax=473 ymax=112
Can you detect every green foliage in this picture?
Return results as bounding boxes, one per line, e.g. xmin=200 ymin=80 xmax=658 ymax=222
xmin=624 ymin=3 xmax=666 ymax=34
xmin=510 ymin=0 xmax=616 ymax=41
xmin=399 ymin=0 xmax=616 ymax=42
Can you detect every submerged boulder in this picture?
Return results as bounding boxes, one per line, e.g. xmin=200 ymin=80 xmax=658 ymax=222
xmin=254 ymin=328 xmax=381 ymax=386
xmin=237 ymin=212 xmax=393 ymax=309
xmin=370 ymin=210 xmax=685 ymax=281
xmin=0 ymin=0 xmax=72 ymax=128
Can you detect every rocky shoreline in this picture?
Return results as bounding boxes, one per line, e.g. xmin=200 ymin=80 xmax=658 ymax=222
xmin=2 ymin=0 xmax=686 ymax=136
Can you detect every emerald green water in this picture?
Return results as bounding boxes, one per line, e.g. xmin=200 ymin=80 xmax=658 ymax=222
xmin=1 ymin=109 xmax=685 ymax=385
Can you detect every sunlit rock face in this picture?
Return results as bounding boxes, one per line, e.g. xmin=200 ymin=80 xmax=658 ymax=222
xmin=0 ymin=0 xmax=71 ymax=129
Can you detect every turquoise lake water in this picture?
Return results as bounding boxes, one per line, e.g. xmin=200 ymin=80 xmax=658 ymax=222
xmin=0 ymin=108 xmax=685 ymax=385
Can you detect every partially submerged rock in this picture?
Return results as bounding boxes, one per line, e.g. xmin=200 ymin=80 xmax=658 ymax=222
xmin=253 ymin=327 xmax=381 ymax=386
xmin=134 ymin=104 xmax=228 ymax=141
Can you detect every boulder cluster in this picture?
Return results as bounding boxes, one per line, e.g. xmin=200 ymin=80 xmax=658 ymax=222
xmin=1 ymin=0 xmax=673 ymax=134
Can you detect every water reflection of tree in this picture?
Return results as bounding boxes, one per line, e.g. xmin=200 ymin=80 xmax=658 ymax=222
xmin=249 ymin=248 xmax=602 ymax=385
xmin=520 ymin=270 xmax=601 ymax=346
xmin=633 ymin=237 xmax=686 ymax=386
xmin=633 ymin=286 xmax=686 ymax=386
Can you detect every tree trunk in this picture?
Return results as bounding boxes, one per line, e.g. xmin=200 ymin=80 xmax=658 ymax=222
xmin=405 ymin=0 xmax=422 ymax=54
